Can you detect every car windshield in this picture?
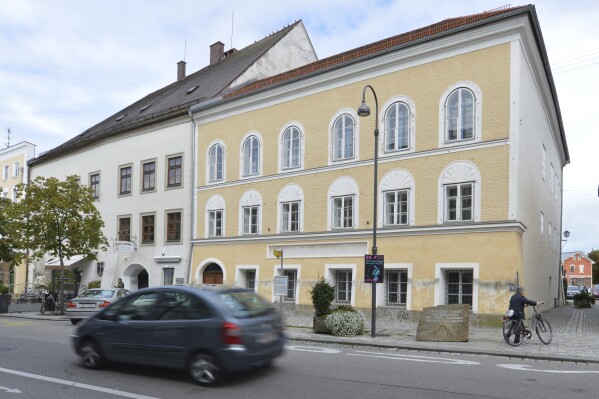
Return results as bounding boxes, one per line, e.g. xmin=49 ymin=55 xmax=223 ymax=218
xmin=78 ymin=289 xmax=114 ymax=299
xmin=217 ymin=291 xmax=274 ymax=318
xmin=568 ymin=287 xmax=579 ymax=291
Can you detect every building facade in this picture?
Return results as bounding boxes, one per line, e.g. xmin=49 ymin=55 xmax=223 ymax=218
xmin=28 ymin=22 xmax=317 ymax=291
xmin=189 ymin=6 xmax=569 ymax=319
xmin=0 ymin=141 xmax=36 ymax=293
xmin=562 ymin=251 xmax=593 ymax=287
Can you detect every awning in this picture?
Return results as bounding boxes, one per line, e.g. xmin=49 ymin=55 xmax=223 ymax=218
xmin=45 ymin=254 xmax=87 ymax=270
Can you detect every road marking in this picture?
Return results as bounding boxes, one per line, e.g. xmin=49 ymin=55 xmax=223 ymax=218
xmin=0 ymin=322 xmax=35 ymax=327
xmin=348 ymin=351 xmax=480 ymax=365
xmin=0 ymin=367 xmax=160 ymax=399
xmin=285 ymin=345 xmax=342 ymax=354
xmin=497 ymin=364 xmax=599 ymax=374
xmin=0 ymin=385 xmax=21 ymax=393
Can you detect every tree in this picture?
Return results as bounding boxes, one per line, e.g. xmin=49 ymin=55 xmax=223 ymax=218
xmin=589 ymin=249 xmax=599 ymax=285
xmin=0 ymin=196 xmax=19 ymax=265
xmin=8 ymin=176 xmax=108 ymax=313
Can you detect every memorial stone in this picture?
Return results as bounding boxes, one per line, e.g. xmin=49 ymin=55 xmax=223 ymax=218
xmin=416 ymin=304 xmax=470 ymax=342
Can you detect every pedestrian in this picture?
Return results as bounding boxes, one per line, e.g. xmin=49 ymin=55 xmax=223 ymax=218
xmin=115 ymin=278 xmax=124 ymax=288
xmin=508 ymin=287 xmax=544 ymax=344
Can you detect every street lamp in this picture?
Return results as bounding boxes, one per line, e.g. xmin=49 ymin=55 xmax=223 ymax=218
xmin=357 ymin=84 xmax=379 ymax=338
xmin=561 ymin=230 xmax=570 ymax=249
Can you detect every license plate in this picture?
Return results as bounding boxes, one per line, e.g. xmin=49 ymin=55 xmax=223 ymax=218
xmin=79 ymin=303 xmax=96 ymax=308
xmin=256 ymin=332 xmax=277 ymax=344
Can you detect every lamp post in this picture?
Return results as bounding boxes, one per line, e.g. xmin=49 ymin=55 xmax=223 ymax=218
xmin=357 ymin=85 xmax=379 ymax=338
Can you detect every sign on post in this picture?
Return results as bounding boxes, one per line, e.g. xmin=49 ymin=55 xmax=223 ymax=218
xmin=365 ymin=254 xmax=384 ymax=283
xmin=274 ymin=276 xmax=288 ymax=296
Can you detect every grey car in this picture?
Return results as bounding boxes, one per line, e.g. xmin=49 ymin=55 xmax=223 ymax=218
xmin=566 ymin=286 xmax=581 ymax=299
xmin=66 ymin=288 xmax=130 ymax=325
xmin=71 ymin=286 xmax=285 ymax=386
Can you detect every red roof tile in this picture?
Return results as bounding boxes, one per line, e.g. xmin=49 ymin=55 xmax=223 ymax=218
xmin=224 ymin=5 xmax=528 ymax=100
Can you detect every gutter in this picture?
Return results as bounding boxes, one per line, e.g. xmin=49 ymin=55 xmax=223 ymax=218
xmin=185 ymin=110 xmax=197 ymax=284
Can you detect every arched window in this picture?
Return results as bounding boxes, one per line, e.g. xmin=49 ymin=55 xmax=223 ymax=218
xmin=281 ymin=126 xmax=302 ymax=170
xmin=205 ymin=195 xmax=225 ymax=238
xmin=208 ymin=144 xmax=224 ymax=182
xmin=384 ymin=102 xmax=410 ymax=152
xmin=444 ymin=88 xmax=475 ymax=142
xmin=379 ymin=169 xmax=415 ymax=227
xmin=328 ymin=177 xmax=359 ymax=230
xmin=278 ymin=184 xmax=304 ymax=233
xmin=332 ymin=114 xmax=355 ymax=161
xmin=437 ymin=161 xmax=481 ymax=224
xmin=239 ymin=190 xmax=262 ymax=235
xmin=242 ymin=135 xmax=260 ymax=177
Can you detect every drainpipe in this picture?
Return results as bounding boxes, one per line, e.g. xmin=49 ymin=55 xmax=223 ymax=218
xmin=185 ymin=110 xmax=197 ymax=284
xmin=557 ymin=165 xmax=565 ymax=307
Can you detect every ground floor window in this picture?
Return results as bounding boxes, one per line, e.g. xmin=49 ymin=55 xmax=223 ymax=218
xmin=283 ymin=270 xmax=297 ymax=301
xmin=163 ymin=267 xmax=174 ymax=285
xmin=335 ymin=270 xmax=352 ymax=303
xmin=446 ymin=270 xmax=473 ymax=305
xmin=245 ymin=270 xmax=256 ymax=290
xmin=385 ymin=270 xmax=407 ymax=306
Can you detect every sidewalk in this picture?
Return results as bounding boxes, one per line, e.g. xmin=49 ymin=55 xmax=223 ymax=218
xmin=2 ymin=304 xmax=598 ymax=364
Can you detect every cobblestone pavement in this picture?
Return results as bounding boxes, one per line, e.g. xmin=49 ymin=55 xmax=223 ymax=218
xmin=2 ymin=304 xmax=598 ymax=363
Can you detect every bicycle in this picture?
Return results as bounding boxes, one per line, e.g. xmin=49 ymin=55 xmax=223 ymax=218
xmin=502 ymin=305 xmax=552 ymax=346
xmin=40 ymin=293 xmax=65 ymax=315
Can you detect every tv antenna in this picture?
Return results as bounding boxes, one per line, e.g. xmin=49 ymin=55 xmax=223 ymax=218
xmin=5 ymin=128 xmax=10 ymax=148
xmin=231 ymin=9 xmax=234 ymax=49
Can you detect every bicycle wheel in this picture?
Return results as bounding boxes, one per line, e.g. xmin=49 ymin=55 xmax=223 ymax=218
xmin=535 ymin=317 xmax=553 ymax=345
xmin=503 ymin=320 xmax=524 ymax=346
xmin=40 ymin=302 xmax=47 ymax=314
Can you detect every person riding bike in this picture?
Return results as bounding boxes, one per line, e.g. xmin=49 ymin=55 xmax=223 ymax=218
xmin=508 ymin=287 xmax=544 ymax=343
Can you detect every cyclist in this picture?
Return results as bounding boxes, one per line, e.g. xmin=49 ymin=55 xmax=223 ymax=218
xmin=508 ymin=286 xmax=544 ymax=343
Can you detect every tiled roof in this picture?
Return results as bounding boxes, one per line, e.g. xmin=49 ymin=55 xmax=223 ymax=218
xmin=30 ymin=21 xmax=302 ymax=166
xmin=562 ymin=251 xmax=591 ymax=263
xmin=224 ymin=5 xmax=529 ymax=100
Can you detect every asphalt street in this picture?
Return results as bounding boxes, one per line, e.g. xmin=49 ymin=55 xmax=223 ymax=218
xmin=1 ymin=319 xmax=599 ymax=399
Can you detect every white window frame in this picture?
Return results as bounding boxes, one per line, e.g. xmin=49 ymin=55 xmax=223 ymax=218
xmin=277 ymin=184 xmax=304 ymax=234
xmin=235 ymin=265 xmax=259 ymax=292
xmin=329 ymin=108 xmax=360 ymax=165
xmin=443 ymin=182 xmax=474 ymax=222
xmin=385 ymin=269 xmax=408 ymax=306
xmin=2 ymin=165 xmax=8 ymax=180
xmin=327 ymin=177 xmax=359 ymax=231
xmin=205 ymin=195 xmax=226 ymax=238
xmin=437 ymin=161 xmax=481 ymax=224
xmin=12 ymin=187 xmax=18 ymax=202
xmin=383 ymin=189 xmax=409 ymax=226
xmin=378 ymin=169 xmax=415 ymax=227
xmin=434 ymin=263 xmax=479 ymax=313
xmin=207 ymin=140 xmax=226 ymax=184
xmin=240 ymin=131 xmax=263 ymax=178
xmin=438 ymin=81 xmax=482 ymax=148
xmin=239 ymin=190 xmax=262 ymax=236
xmin=242 ymin=206 xmax=259 ymax=235
xmin=324 ymin=264 xmax=356 ymax=306
xmin=332 ymin=195 xmax=354 ymax=230
xmin=542 ymin=144 xmax=546 ymax=181
xmin=540 ymin=211 xmax=544 ymax=242
xmin=550 ymin=163 xmax=554 ymax=193
xmin=330 ymin=112 xmax=357 ymax=162
xmin=279 ymin=122 xmax=304 ymax=172
xmin=208 ymin=210 xmax=223 ymax=237
xmin=118 ymin=164 xmax=133 ymax=196
xmin=140 ymin=159 xmax=156 ymax=193
xmin=548 ymin=221 xmax=553 ymax=248
xmin=377 ymin=263 xmax=413 ymax=309
xmin=12 ymin=162 xmax=19 ymax=178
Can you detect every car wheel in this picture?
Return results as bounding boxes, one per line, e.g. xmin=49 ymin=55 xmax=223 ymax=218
xmin=70 ymin=319 xmax=80 ymax=325
xmin=79 ymin=340 xmax=104 ymax=369
xmin=189 ymin=353 xmax=221 ymax=386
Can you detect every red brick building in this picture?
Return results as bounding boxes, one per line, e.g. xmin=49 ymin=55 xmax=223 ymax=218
xmin=562 ymin=251 xmax=593 ymax=288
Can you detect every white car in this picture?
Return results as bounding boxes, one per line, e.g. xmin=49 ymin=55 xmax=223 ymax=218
xmin=66 ymin=288 xmax=130 ymax=324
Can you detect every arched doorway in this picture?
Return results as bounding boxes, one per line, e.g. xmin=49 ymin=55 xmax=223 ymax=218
xmin=138 ymin=270 xmax=149 ymax=289
xmin=122 ymin=263 xmax=149 ymax=291
xmin=203 ymin=263 xmax=223 ymax=284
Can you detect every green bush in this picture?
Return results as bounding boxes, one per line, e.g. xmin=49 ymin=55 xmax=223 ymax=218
xmin=86 ymin=280 xmax=101 ymax=289
xmin=309 ymin=278 xmax=335 ymax=316
xmin=573 ymin=292 xmax=595 ymax=308
xmin=332 ymin=305 xmax=357 ymax=313
xmin=325 ymin=310 xmax=366 ymax=337
xmin=0 ymin=285 xmax=8 ymax=295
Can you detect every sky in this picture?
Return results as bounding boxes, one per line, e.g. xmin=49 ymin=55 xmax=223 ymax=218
xmin=1 ymin=0 xmax=597 ymax=253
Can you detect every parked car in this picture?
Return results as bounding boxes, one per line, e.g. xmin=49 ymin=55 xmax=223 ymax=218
xmin=592 ymin=284 xmax=599 ymax=299
xmin=67 ymin=288 xmax=130 ymax=324
xmin=71 ymin=286 xmax=285 ymax=386
xmin=566 ymin=286 xmax=582 ymax=299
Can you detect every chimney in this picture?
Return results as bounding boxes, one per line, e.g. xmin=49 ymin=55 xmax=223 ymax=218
xmin=210 ymin=41 xmax=224 ymax=65
xmin=177 ymin=60 xmax=186 ymax=81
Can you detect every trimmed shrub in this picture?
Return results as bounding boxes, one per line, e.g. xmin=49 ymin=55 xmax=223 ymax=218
xmin=0 ymin=285 xmax=8 ymax=295
xmin=573 ymin=292 xmax=595 ymax=308
xmin=331 ymin=305 xmax=357 ymax=313
xmin=310 ymin=278 xmax=335 ymax=316
xmin=325 ymin=310 xmax=366 ymax=337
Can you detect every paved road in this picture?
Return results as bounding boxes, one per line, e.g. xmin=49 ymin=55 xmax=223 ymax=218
xmin=1 ymin=320 xmax=599 ymax=398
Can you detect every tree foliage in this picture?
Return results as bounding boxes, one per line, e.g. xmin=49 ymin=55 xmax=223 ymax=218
xmin=0 ymin=196 xmax=20 ymax=265
xmin=6 ymin=176 xmax=108 ymax=311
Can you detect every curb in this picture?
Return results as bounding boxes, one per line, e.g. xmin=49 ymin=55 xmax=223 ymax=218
xmin=286 ymin=335 xmax=599 ymax=365
xmin=0 ymin=314 xmax=70 ymax=322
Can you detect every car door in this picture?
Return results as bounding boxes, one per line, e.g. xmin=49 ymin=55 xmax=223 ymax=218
xmin=99 ymin=291 xmax=161 ymax=363
xmin=142 ymin=291 xmax=217 ymax=367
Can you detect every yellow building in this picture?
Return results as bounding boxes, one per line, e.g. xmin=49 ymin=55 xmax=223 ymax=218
xmin=0 ymin=141 xmax=36 ymax=294
xmin=189 ymin=6 xmax=568 ymax=320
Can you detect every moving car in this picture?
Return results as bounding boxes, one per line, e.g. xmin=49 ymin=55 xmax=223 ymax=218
xmin=566 ymin=286 xmax=581 ymax=299
xmin=67 ymin=288 xmax=130 ymax=325
xmin=71 ymin=286 xmax=285 ymax=386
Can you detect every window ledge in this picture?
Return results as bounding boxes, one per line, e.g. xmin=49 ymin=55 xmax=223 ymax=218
xmin=153 ymin=256 xmax=182 ymax=263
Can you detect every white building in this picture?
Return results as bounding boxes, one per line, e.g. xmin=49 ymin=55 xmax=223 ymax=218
xmin=28 ymin=22 xmax=317 ymax=291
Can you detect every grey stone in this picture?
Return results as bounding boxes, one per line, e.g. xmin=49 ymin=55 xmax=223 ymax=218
xmin=313 ymin=315 xmax=331 ymax=334
xmin=416 ymin=304 xmax=470 ymax=342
